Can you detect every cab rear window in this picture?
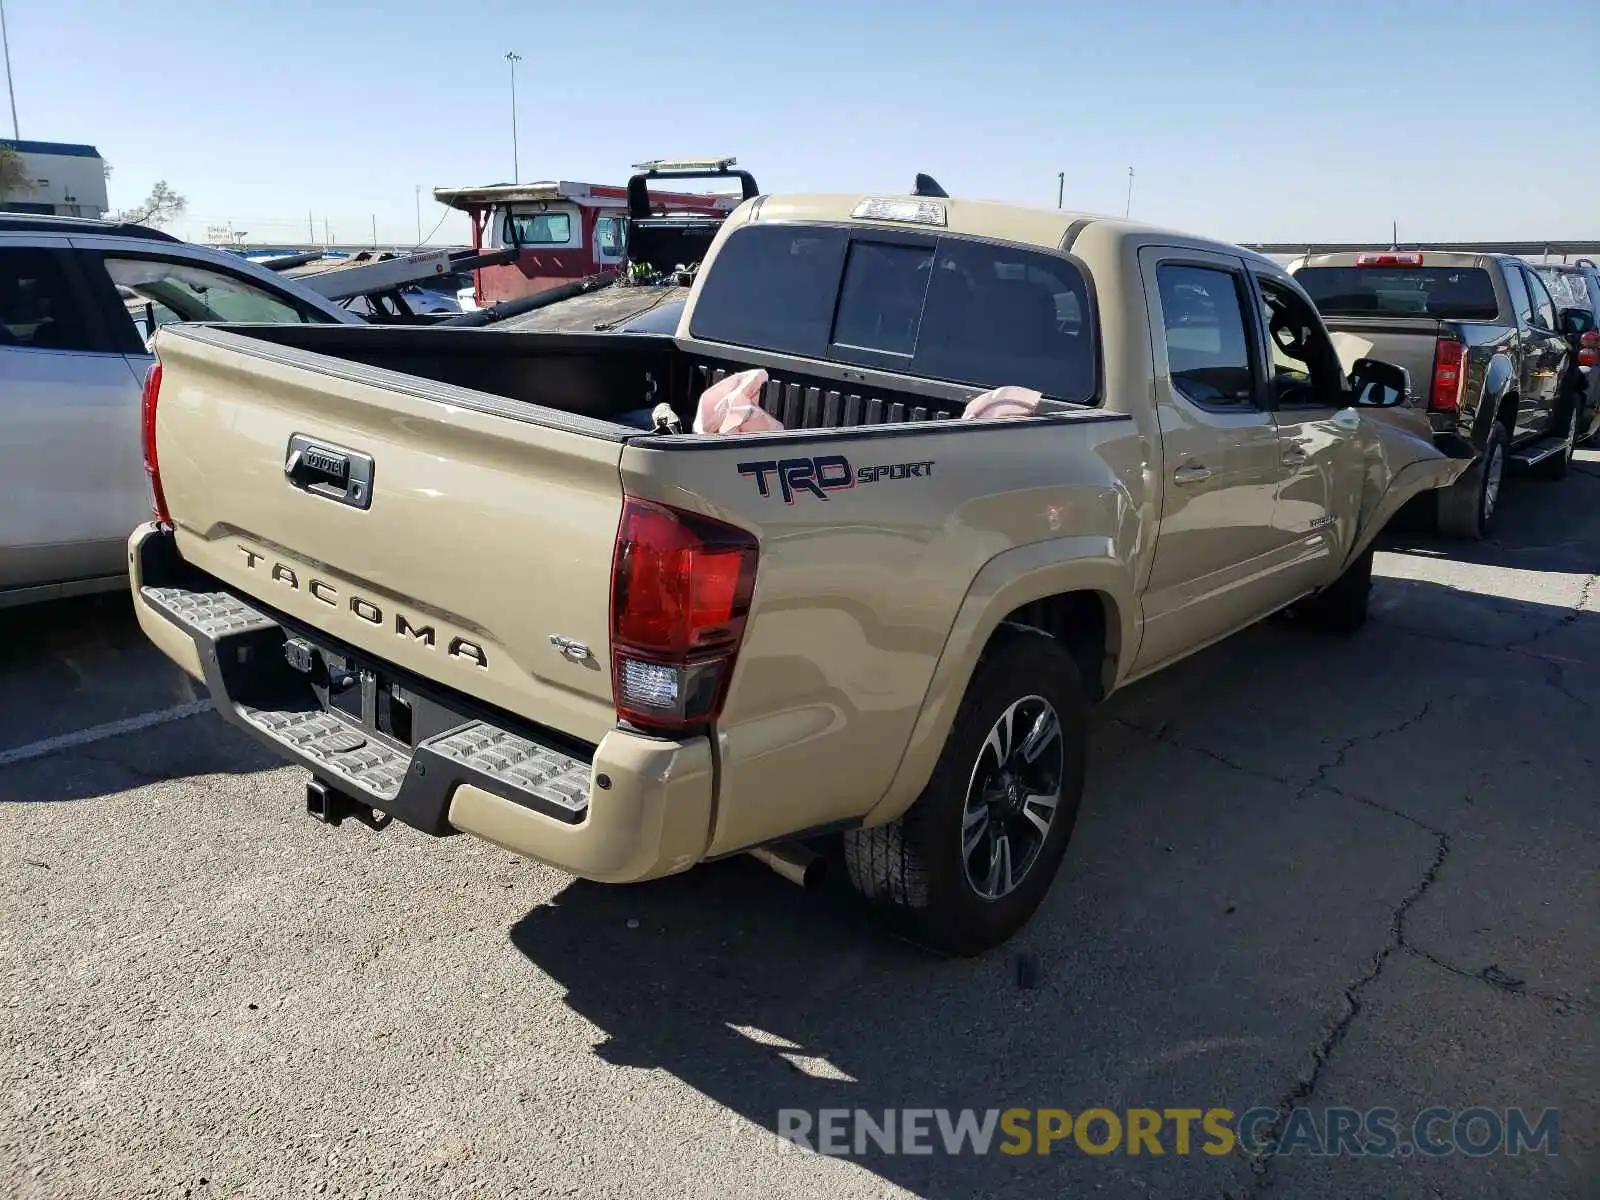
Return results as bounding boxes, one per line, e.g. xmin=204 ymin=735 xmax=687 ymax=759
xmin=689 ymin=225 xmax=1097 ymax=403
xmin=1295 ymin=266 xmax=1499 ymax=320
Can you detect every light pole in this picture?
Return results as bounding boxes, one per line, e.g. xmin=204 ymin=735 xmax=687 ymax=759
xmin=505 ymin=51 xmax=522 ymax=183
xmin=1057 ymin=172 xmax=1064 ymax=210
xmin=414 ymin=184 xmax=422 ymax=244
xmin=1124 ymin=167 xmax=1135 ymax=218
xmin=1 ymin=0 xmax=20 ymax=139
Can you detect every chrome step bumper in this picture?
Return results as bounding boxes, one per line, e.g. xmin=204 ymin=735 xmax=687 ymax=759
xmin=139 ymin=579 xmax=593 ymax=834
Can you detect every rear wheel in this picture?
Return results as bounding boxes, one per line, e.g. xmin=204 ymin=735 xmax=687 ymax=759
xmin=1437 ymin=422 xmax=1507 ymax=540
xmin=843 ymin=628 xmax=1087 ymax=956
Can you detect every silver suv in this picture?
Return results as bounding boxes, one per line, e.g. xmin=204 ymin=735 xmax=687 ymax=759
xmin=0 ymin=215 xmax=361 ymax=609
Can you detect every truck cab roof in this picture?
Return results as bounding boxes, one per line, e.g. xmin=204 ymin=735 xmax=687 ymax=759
xmin=0 ymin=212 xmax=182 ymax=242
xmin=740 ymin=193 xmax=1264 ymax=262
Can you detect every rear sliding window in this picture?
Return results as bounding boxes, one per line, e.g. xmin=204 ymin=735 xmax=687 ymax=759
xmin=689 ymin=225 xmax=1097 ymax=402
xmin=1295 ymin=266 xmax=1500 ymax=320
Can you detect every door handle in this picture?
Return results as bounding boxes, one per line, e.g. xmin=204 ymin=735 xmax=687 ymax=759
xmin=1173 ymin=463 xmax=1212 ymax=485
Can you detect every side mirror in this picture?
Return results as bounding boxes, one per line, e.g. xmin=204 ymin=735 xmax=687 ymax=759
xmin=1349 ymin=357 xmax=1411 ymax=408
xmin=1558 ymin=306 xmax=1595 ymax=338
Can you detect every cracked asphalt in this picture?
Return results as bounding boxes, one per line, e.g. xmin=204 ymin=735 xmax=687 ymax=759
xmin=3 ymin=453 xmax=1598 ymax=1200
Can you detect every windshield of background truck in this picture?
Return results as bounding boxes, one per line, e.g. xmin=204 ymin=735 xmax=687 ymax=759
xmin=690 ymin=225 xmax=1097 ymax=402
xmin=1296 ymin=266 xmax=1499 ymax=320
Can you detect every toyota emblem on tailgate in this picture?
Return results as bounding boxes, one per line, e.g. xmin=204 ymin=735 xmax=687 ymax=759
xmin=283 ymin=434 xmax=375 ymax=510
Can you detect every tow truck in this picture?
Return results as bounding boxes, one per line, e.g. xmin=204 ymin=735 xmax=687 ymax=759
xmin=433 ymin=157 xmax=758 ymax=310
xmin=253 ymin=159 xmax=758 ymax=331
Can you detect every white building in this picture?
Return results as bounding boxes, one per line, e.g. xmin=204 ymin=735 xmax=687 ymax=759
xmin=0 ymin=139 xmax=110 ymax=218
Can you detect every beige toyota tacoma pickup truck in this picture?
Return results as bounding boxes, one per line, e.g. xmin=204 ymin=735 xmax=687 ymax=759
xmin=129 ymin=192 xmax=1465 ymax=954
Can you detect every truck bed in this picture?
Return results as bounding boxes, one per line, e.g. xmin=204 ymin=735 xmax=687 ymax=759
xmin=215 ymin=321 xmax=1095 ymax=439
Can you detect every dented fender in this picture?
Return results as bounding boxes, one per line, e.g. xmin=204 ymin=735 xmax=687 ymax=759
xmin=1341 ymin=412 xmax=1471 ymax=572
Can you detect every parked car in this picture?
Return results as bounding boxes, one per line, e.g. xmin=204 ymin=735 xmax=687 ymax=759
xmin=1532 ymin=260 xmax=1600 ymax=445
xmin=127 ymin=191 xmax=1464 ymax=953
xmin=0 ymin=213 xmax=362 ymax=609
xmin=1289 ymin=251 xmax=1582 ymax=538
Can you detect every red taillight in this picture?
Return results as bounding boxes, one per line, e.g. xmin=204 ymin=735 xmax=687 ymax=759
xmin=609 ymin=499 xmax=758 ymax=734
xmin=1355 ymin=252 xmax=1425 ymax=267
xmin=1580 ymin=330 xmax=1599 ymax=369
xmin=1429 ymin=339 xmax=1466 ymax=413
xmin=140 ymin=362 xmax=172 ymax=528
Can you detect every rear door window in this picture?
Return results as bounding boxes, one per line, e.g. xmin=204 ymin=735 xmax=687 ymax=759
xmin=1295 ymin=266 xmax=1500 ymax=320
xmin=1503 ymin=267 xmax=1533 ymax=327
xmin=0 ymin=247 xmax=101 ymax=352
xmin=690 ymin=225 xmax=1097 ymax=402
xmin=1154 ymin=264 xmax=1257 ymax=409
xmin=1523 ymin=268 xmax=1556 ymax=331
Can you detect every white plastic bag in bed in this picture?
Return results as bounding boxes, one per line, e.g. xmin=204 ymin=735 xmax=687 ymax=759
xmin=693 ymin=369 xmax=785 ymax=435
xmin=962 ymin=386 xmax=1042 ymax=420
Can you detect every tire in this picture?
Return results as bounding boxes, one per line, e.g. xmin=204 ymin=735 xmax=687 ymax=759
xmin=1437 ymin=421 xmax=1508 ymax=540
xmin=843 ymin=627 xmax=1088 ymax=957
xmin=1533 ymin=395 xmax=1579 ymax=481
xmin=1292 ymin=548 xmax=1373 ymax=634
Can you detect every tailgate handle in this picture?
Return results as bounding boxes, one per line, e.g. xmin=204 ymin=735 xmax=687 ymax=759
xmin=284 ymin=435 xmax=375 ymax=510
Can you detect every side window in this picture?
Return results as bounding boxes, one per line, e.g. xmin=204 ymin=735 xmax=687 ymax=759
xmin=1503 ymin=266 xmax=1533 ymax=328
xmin=595 ymin=216 xmax=626 ymax=258
xmin=506 ymin=211 xmax=572 ymax=246
xmin=0 ymin=247 xmax=100 ymax=352
xmin=1154 ymin=264 xmax=1257 ymax=409
xmin=1524 ymin=268 xmax=1556 ymax=331
xmin=1258 ymin=276 xmax=1344 ymax=408
xmin=104 ymin=257 xmax=327 ymax=338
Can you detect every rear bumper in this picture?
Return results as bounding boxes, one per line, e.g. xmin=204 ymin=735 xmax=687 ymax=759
xmin=128 ymin=523 xmax=714 ymax=883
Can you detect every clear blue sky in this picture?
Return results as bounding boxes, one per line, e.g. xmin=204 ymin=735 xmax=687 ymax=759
xmin=5 ymin=0 xmax=1596 ymax=247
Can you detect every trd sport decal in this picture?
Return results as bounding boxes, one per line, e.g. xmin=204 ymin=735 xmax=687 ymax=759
xmin=737 ymin=455 xmax=936 ymax=504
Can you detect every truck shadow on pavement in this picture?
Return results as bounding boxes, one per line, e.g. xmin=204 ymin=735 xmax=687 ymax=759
xmin=507 ymin=572 xmax=1598 ymax=1199
xmin=1377 ymin=460 xmax=1600 ymax=575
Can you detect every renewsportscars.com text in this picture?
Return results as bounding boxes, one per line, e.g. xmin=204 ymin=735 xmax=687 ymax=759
xmin=775 ymin=1106 xmax=1560 ymax=1159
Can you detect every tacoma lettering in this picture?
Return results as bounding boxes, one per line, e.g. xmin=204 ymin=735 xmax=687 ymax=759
xmin=233 ymin=543 xmax=488 ymax=668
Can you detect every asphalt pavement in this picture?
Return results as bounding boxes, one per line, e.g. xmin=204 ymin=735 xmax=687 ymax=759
xmin=2 ymin=453 xmax=1597 ymax=1199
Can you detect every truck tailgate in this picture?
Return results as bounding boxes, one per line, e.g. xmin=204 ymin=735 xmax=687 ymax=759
xmin=150 ymin=326 xmax=626 ymax=746
xmin=1322 ymin=316 xmax=1443 ymax=399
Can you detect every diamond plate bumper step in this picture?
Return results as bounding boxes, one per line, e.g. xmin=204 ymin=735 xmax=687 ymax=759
xmin=139 ymin=579 xmax=593 ymax=832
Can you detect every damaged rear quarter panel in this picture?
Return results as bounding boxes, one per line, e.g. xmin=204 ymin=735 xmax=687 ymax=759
xmin=619 ymin=412 xmax=1147 ymax=857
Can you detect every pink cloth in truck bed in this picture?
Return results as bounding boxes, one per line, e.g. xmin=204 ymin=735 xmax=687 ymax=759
xmin=962 ymin=386 xmax=1042 ymax=419
xmin=693 ymin=369 xmax=785 ymax=434
xmin=690 ymin=372 xmax=1040 ymax=434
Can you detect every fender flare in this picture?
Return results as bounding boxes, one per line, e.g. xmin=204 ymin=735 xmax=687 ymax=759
xmin=859 ymin=537 xmax=1135 ymax=828
xmin=1472 ymin=354 xmax=1517 ymax=444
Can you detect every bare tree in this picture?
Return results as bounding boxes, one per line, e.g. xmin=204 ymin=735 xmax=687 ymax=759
xmin=0 ymin=144 xmax=33 ymax=198
xmin=115 ymin=180 xmax=188 ymax=227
